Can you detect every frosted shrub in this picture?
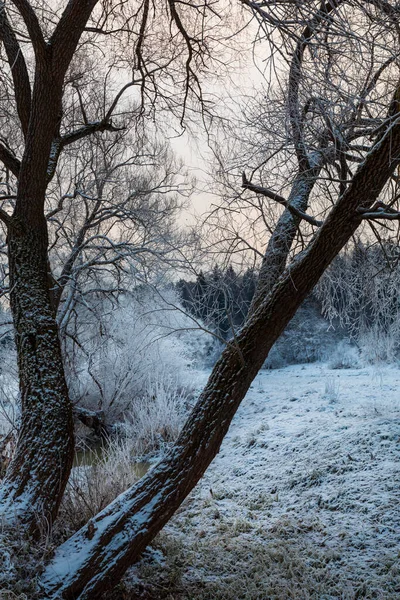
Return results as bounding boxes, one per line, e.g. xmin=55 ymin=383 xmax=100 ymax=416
xmin=317 ymin=242 xmax=400 ymax=364
xmin=323 ymin=376 xmax=340 ymax=403
xmin=328 ymin=340 xmax=360 ymax=369
xmin=59 ymin=376 xmax=191 ymax=535
xmin=67 ymin=288 xmax=207 ymax=426
xmin=358 ymin=326 xmax=399 ymax=365
xmin=263 ymin=345 xmax=288 ymax=370
xmin=120 ymin=377 xmax=189 ymax=457
xmin=263 ymin=298 xmax=342 ymax=368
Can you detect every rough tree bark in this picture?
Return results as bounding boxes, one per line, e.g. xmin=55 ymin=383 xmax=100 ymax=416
xmin=0 ymin=221 xmax=74 ymax=527
xmin=40 ymin=109 xmax=400 ymax=598
xmin=247 ymin=155 xmax=323 ymax=313
xmin=0 ymin=0 xmax=99 ymax=530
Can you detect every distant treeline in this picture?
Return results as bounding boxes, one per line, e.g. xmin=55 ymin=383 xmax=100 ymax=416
xmin=176 ymin=265 xmax=258 ymax=340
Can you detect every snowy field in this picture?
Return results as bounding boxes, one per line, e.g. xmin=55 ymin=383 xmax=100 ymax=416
xmin=128 ymin=364 xmax=400 ymax=600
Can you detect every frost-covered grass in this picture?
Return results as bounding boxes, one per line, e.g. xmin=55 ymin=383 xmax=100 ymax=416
xmin=120 ymin=364 xmax=400 ymax=599
xmin=118 ymin=377 xmax=192 ymax=457
xmin=2 ymin=336 xmax=400 ymax=598
xmin=57 ymin=437 xmax=141 ymax=535
xmin=0 ymin=522 xmax=52 ymax=598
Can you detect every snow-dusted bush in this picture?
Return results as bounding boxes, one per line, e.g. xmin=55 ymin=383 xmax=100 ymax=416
xmin=118 ymin=378 xmax=189 ymax=457
xmin=327 ymin=340 xmax=361 ymax=369
xmin=323 ymin=376 xmax=340 ymax=403
xmin=263 ymin=298 xmax=343 ymax=369
xmin=317 ymin=241 xmax=400 ymax=364
xmin=0 ymin=289 xmax=210 ymax=476
xmin=263 ymin=345 xmax=289 ymax=370
xmin=66 ymin=288 xmax=209 ymax=441
xmin=358 ymin=326 xmax=398 ymax=365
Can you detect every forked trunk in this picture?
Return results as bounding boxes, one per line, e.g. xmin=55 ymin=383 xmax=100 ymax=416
xmin=249 ymin=156 xmax=323 ymax=313
xmin=40 ymin=123 xmax=400 ymax=599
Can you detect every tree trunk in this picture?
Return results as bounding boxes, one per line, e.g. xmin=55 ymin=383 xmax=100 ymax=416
xmin=40 ymin=120 xmax=400 ymax=599
xmin=0 ymin=221 xmax=74 ymax=530
xmin=0 ymin=0 xmax=112 ymax=533
xmin=249 ymin=154 xmax=323 ymax=313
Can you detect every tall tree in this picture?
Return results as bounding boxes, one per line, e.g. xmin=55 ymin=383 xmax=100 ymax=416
xmin=0 ymin=0 xmax=219 ymax=531
xmin=1 ymin=1 xmax=400 ymax=598
xmin=40 ymin=1 xmax=400 ymax=598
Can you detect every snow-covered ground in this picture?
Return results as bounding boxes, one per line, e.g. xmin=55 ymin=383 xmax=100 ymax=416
xmin=130 ymin=363 xmax=400 ymax=599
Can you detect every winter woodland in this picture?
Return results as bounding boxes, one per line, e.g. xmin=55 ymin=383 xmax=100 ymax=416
xmin=0 ymin=1 xmax=400 ymax=598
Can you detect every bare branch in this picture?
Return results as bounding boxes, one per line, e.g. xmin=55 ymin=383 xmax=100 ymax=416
xmin=357 ymin=201 xmax=400 ymax=221
xmin=50 ymin=0 xmax=99 ymax=80
xmin=60 ymin=121 xmax=125 ymax=149
xmin=46 ymin=121 xmax=124 ymax=183
xmin=0 ymin=2 xmax=31 ymax=137
xmin=0 ymin=207 xmax=11 ymax=227
xmin=360 ymin=211 xmax=400 ymax=220
xmin=242 ymin=172 xmax=323 ymax=227
xmin=0 ymin=142 xmax=20 ymax=177
xmin=167 ymin=0 xmax=200 ymax=120
xmin=104 ymin=82 xmax=136 ymax=122
xmin=10 ymin=0 xmax=46 ymax=58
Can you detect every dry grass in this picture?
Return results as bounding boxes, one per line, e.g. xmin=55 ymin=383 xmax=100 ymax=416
xmin=119 ymin=380 xmax=190 ymax=457
xmin=57 ymin=437 xmax=140 ymax=535
xmin=0 ymin=521 xmax=53 ymax=599
xmin=126 ymin=515 xmax=399 ymax=600
xmin=58 ymin=380 xmax=190 ymax=537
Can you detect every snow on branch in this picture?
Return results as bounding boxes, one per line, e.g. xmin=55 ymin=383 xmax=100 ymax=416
xmin=357 ymin=201 xmax=400 ymax=221
xmin=242 ymin=172 xmax=323 ymax=227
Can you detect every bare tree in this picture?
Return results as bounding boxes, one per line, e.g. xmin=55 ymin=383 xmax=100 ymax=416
xmin=1 ymin=1 xmax=400 ymax=598
xmin=0 ymin=108 xmax=190 ymax=440
xmin=0 ymin=0 xmax=219 ymax=532
xmin=37 ymin=2 xmax=400 ymax=598
xmin=206 ymin=0 xmax=400 ymax=309
xmin=50 ymin=131 xmax=188 ymax=319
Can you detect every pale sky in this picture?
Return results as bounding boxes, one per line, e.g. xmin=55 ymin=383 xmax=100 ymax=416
xmin=169 ymin=23 xmax=269 ymax=225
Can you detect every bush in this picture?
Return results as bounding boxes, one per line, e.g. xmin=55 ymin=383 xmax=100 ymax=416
xmin=327 ymin=340 xmax=361 ymax=369
xmin=358 ymin=327 xmax=399 ymax=365
xmin=264 ymin=298 xmax=345 ymax=368
xmin=117 ymin=377 xmax=191 ymax=457
xmin=65 ymin=288 xmax=209 ymax=429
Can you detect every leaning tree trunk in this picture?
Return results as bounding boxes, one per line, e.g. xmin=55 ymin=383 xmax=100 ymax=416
xmin=249 ymin=155 xmax=323 ymax=313
xmin=248 ymin=1 xmax=332 ymax=313
xmin=40 ymin=115 xmax=400 ymax=599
